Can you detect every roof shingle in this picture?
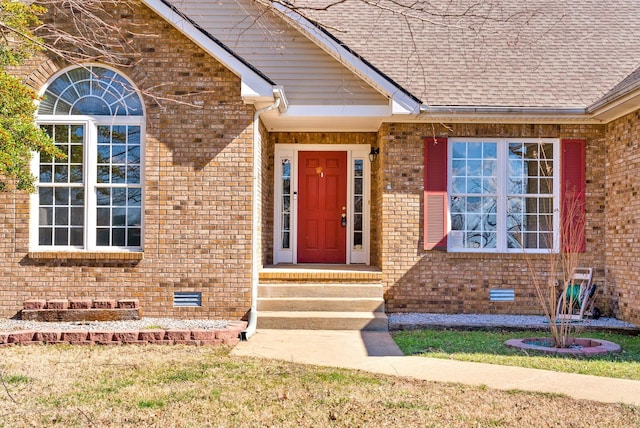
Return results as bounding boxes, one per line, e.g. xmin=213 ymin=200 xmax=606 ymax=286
xmin=295 ymin=0 xmax=640 ymax=108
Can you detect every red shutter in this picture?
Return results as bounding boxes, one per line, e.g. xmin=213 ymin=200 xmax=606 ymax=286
xmin=424 ymin=137 xmax=448 ymax=250
xmin=561 ymin=139 xmax=586 ymax=253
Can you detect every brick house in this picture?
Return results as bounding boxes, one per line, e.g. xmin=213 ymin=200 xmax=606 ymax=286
xmin=3 ymin=0 xmax=640 ymax=329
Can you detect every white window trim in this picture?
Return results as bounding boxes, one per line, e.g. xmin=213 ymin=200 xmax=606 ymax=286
xmin=31 ymin=115 xmax=146 ymax=253
xmin=273 ymin=144 xmax=371 ymax=265
xmin=447 ymin=137 xmax=560 ymax=254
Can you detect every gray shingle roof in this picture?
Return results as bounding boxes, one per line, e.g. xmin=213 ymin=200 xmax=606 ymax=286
xmin=598 ymin=65 xmax=640 ymax=103
xmin=295 ymin=0 xmax=640 ymax=108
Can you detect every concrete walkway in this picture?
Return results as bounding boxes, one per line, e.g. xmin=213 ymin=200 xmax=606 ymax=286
xmin=231 ymin=329 xmax=640 ymax=406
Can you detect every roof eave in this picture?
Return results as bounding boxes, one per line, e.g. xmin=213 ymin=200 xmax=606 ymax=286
xmin=397 ymin=105 xmax=603 ymax=124
xmin=588 ymin=84 xmax=640 ymax=123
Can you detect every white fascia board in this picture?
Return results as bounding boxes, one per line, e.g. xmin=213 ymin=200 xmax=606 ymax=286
xmin=143 ymin=0 xmax=274 ymax=103
xmin=588 ymin=87 xmax=640 ymax=123
xmin=271 ymin=3 xmax=421 ymax=115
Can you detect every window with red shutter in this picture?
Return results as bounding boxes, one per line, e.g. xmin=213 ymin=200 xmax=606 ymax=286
xmin=431 ymin=138 xmax=561 ymax=253
xmin=423 ymin=137 xmax=448 ymax=250
xmin=424 ymin=137 xmax=586 ymax=254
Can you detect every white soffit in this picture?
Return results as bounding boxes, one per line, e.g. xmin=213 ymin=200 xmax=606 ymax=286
xmin=260 ymin=115 xmax=383 ymax=132
xmin=142 ymin=0 xmax=275 ymax=102
xmin=259 ymin=104 xmax=388 ymax=132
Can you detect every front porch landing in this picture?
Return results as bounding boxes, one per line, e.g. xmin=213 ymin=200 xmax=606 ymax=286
xmin=260 ymin=264 xmax=381 ymax=281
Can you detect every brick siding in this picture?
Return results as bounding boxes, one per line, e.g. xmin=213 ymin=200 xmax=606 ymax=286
xmin=605 ymin=110 xmax=640 ymax=325
xmin=377 ymin=123 xmax=608 ymax=316
xmin=0 ymin=1 xmax=255 ymax=319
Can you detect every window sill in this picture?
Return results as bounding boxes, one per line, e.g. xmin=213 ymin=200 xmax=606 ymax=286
xmin=27 ymin=251 xmax=144 ymax=261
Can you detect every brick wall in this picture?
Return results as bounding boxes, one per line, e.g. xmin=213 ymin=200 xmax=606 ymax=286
xmin=0 ymin=1 xmax=255 ymax=319
xmin=260 ymin=122 xmax=272 ymax=266
xmin=378 ymin=123 xmax=608 ymax=315
xmin=605 ymin=110 xmax=640 ymax=325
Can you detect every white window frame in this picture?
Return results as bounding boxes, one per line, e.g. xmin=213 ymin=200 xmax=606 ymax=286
xmin=273 ymin=144 xmax=371 ymax=265
xmin=30 ymin=116 xmax=145 ymax=252
xmin=447 ymin=138 xmax=560 ymax=254
xmin=30 ymin=64 xmax=145 ymax=253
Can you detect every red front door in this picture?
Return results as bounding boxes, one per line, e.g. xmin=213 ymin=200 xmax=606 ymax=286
xmin=298 ymin=151 xmax=347 ymax=263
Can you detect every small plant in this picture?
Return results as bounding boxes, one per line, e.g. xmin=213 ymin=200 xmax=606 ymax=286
xmin=4 ymin=374 xmax=31 ymax=384
xmin=137 ymin=399 xmax=164 ymax=409
xmin=518 ymin=145 xmax=588 ymax=349
xmin=158 ymin=366 xmax=209 ymax=383
xmin=528 ymin=186 xmax=586 ymax=348
xmin=210 ymin=388 xmax=221 ymax=400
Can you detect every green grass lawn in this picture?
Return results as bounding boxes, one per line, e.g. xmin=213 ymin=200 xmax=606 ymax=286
xmin=392 ymin=329 xmax=640 ymax=380
xmin=1 ymin=345 xmax=638 ymax=427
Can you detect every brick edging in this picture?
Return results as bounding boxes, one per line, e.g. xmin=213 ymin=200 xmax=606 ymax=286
xmin=0 ymin=321 xmax=247 ymax=347
xmin=504 ymin=337 xmax=622 ymax=355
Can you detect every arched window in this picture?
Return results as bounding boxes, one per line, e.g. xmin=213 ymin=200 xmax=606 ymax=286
xmin=33 ymin=65 xmax=145 ymax=251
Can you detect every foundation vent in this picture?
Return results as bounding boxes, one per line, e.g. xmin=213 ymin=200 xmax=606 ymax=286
xmin=173 ymin=292 xmax=202 ymax=307
xmin=489 ymin=289 xmax=515 ymax=302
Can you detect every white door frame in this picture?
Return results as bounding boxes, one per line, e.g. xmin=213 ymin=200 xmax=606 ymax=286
xmin=273 ymin=144 xmax=371 ymax=265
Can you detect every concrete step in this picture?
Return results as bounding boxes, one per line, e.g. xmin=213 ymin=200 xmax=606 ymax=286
xmin=256 ymin=311 xmax=389 ymax=331
xmin=256 ymin=277 xmax=386 ymax=331
xmin=259 ymin=267 xmax=382 ymax=283
xmin=257 ymin=297 xmax=384 ymax=312
xmin=258 ymin=283 xmax=383 ymax=299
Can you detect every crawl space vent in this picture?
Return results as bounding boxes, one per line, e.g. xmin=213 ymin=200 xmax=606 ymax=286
xmin=173 ymin=292 xmax=202 ymax=307
xmin=489 ymin=289 xmax=515 ymax=302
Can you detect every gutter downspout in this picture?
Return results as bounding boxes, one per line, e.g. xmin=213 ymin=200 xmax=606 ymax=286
xmin=241 ymin=94 xmax=281 ymax=341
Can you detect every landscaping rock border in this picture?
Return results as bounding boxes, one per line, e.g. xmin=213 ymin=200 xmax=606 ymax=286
xmin=388 ymin=313 xmax=640 ymax=335
xmin=0 ymin=321 xmax=247 ymax=347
